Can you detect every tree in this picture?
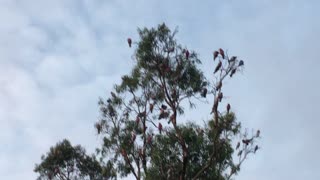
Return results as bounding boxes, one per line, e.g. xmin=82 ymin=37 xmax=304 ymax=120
xmin=95 ymin=23 xmax=261 ymax=180
xmin=34 ymin=139 xmax=115 ymax=180
xmin=35 ymin=23 xmax=261 ymax=180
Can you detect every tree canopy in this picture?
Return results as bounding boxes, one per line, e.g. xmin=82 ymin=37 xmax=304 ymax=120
xmin=35 ymin=23 xmax=261 ymax=180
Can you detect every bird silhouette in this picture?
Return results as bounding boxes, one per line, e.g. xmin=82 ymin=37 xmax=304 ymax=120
xmin=256 ymin=130 xmax=260 ymax=138
xmin=213 ymin=51 xmax=219 ymax=61
xmin=254 ymin=145 xmax=259 ymax=153
xmin=229 ymin=56 xmax=237 ymax=63
xmin=127 ymin=38 xmax=132 ymax=48
xmin=149 ymin=103 xmax=154 ymax=113
xmin=158 ymin=123 xmax=163 ymax=134
xmin=230 ymin=68 xmax=236 ymax=77
xmin=239 ymin=60 xmax=244 ymax=66
xmin=227 ymin=103 xmax=231 ymax=113
xmin=201 ymin=88 xmax=207 ymax=98
xmin=236 ymin=142 xmax=240 ymax=150
xmin=219 ymin=48 xmax=225 ymax=59
xmin=186 ymin=50 xmax=190 ymax=60
xmin=214 ymin=61 xmax=222 ymax=74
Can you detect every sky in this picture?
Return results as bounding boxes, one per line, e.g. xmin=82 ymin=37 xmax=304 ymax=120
xmin=1 ymin=0 xmax=320 ymax=179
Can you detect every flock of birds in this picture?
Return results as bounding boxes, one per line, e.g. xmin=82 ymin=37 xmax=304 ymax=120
xmin=126 ymin=37 xmax=259 ymax=153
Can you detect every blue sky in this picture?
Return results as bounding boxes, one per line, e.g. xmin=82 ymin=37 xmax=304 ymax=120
xmin=1 ymin=0 xmax=320 ymax=179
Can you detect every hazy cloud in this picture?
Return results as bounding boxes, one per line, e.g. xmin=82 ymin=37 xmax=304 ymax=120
xmin=1 ymin=0 xmax=319 ymax=179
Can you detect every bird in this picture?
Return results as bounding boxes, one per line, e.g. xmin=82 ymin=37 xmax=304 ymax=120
xmin=147 ymin=134 xmax=152 ymax=144
xmin=127 ymin=38 xmax=132 ymax=48
xmin=201 ymin=88 xmax=207 ymax=98
xmin=95 ymin=123 xmax=102 ymax=134
xmin=111 ymin=92 xmax=116 ymax=99
xmin=236 ymin=142 xmax=240 ymax=150
xmin=149 ymin=103 xmax=154 ymax=113
xmin=213 ymin=51 xmax=219 ymax=61
xmin=169 ymin=114 xmax=175 ymax=124
xmin=254 ymin=145 xmax=259 ymax=153
xmin=171 ymin=89 xmax=177 ymax=100
xmin=158 ymin=111 xmax=169 ymax=120
xmin=216 ymin=81 xmax=222 ymax=91
xmin=138 ymin=148 xmax=143 ymax=157
xmin=227 ymin=103 xmax=231 ymax=113
xmin=131 ymin=133 xmax=136 ymax=142
xmin=161 ymin=104 xmax=167 ymax=110
xmin=138 ymin=111 xmax=146 ymax=118
xmin=219 ymin=48 xmax=225 ymax=59
xmin=256 ymin=130 xmax=260 ymax=138
xmin=158 ymin=123 xmax=163 ymax=134
xmin=239 ymin=60 xmax=244 ymax=66
xmin=121 ymin=149 xmax=127 ymax=157
xmin=218 ymin=92 xmax=223 ymax=102
xmin=136 ymin=116 xmax=140 ymax=124
xmin=229 ymin=56 xmax=237 ymax=63
xmin=214 ymin=61 xmax=222 ymax=74
xmin=186 ymin=50 xmax=190 ymax=60
xmin=230 ymin=68 xmax=236 ymax=77
xmin=242 ymin=139 xmax=251 ymax=145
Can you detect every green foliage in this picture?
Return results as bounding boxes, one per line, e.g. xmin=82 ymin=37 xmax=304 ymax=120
xmin=36 ymin=23 xmax=261 ymax=180
xmin=94 ymin=23 xmax=261 ymax=180
xmin=34 ymin=139 xmax=115 ymax=180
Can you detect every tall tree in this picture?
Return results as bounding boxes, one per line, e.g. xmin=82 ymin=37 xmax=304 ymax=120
xmin=95 ymin=23 xmax=261 ymax=180
xmin=35 ymin=23 xmax=261 ymax=180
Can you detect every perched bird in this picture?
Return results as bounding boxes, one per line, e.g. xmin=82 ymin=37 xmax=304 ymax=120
xmin=147 ymin=134 xmax=152 ymax=144
xmin=213 ymin=51 xmax=219 ymax=61
xmin=242 ymin=139 xmax=251 ymax=145
xmin=239 ymin=60 xmax=244 ymax=66
xmin=138 ymin=111 xmax=146 ymax=118
xmin=230 ymin=68 xmax=236 ymax=77
xmin=95 ymin=123 xmax=102 ymax=134
xmin=218 ymin=92 xmax=223 ymax=102
xmin=238 ymin=150 xmax=243 ymax=156
xmin=254 ymin=145 xmax=259 ymax=153
xmin=127 ymin=38 xmax=132 ymax=48
xmin=214 ymin=61 xmax=222 ymax=74
xmin=216 ymin=81 xmax=222 ymax=91
xmin=136 ymin=116 xmax=140 ymax=124
xmin=229 ymin=56 xmax=237 ymax=63
xmin=161 ymin=104 xmax=167 ymax=110
xmin=158 ymin=111 xmax=169 ymax=120
xmin=139 ymin=148 xmax=144 ymax=157
xmin=256 ymin=130 xmax=260 ymax=138
xmin=227 ymin=103 xmax=231 ymax=114
xmin=111 ymin=92 xmax=117 ymax=99
xmin=236 ymin=141 xmax=240 ymax=150
xmin=158 ymin=123 xmax=163 ymax=134
xmin=107 ymin=98 xmax=112 ymax=103
xmin=149 ymin=103 xmax=154 ymax=113
xmin=169 ymin=114 xmax=175 ymax=124
xmin=219 ymin=48 xmax=225 ymax=59
xmin=201 ymin=88 xmax=208 ymax=98
xmin=131 ymin=133 xmax=136 ymax=142
xmin=171 ymin=89 xmax=177 ymax=100
xmin=121 ymin=149 xmax=127 ymax=157
xmin=185 ymin=50 xmax=190 ymax=60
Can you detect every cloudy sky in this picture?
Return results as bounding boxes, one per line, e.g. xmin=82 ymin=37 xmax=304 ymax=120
xmin=1 ymin=0 xmax=320 ymax=179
